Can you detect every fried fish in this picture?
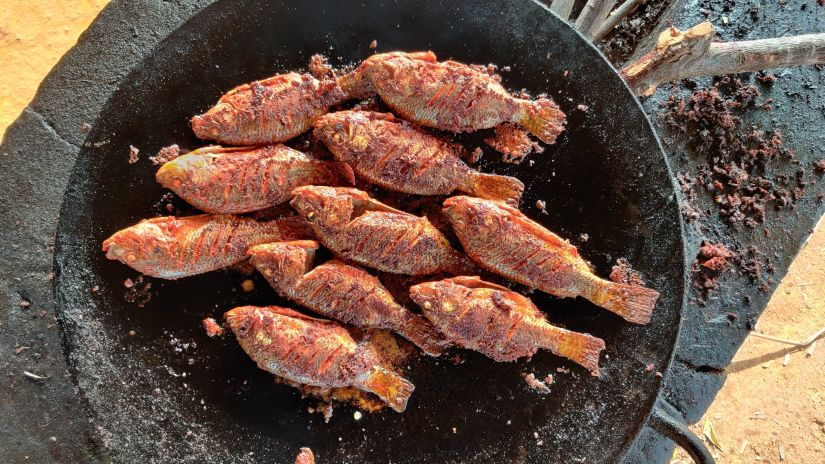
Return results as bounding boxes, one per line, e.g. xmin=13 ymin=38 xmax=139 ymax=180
xmin=192 ymin=72 xmax=345 ymax=145
xmin=226 ymin=305 xmax=415 ymax=412
xmin=443 ymin=196 xmax=659 ymax=324
xmin=155 ymin=145 xmax=354 ymax=214
xmin=248 ymin=240 xmax=447 ymax=356
xmin=102 ymin=214 xmax=311 ymax=279
xmin=313 ymin=110 xmax=523 ymax=205
xmin=337 ymin=51 xmax=566 ymax=144
xmin=289 ymin=186 xmax=473 ymax=275
xmin=410 ymin=276 xmax=605 ymax=375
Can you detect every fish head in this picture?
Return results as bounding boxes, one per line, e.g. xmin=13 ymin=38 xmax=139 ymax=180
xmin=101 ymin=219 xmax=177 ymax=275
xmin=155 ymin=153 xmax=209 ymax=193
xmin=408 ymin=281 xmax=444 ymax=315
xmin=312 ymin=111 xmax=375 ymax=157
xmin=224 ymin=306 xmax=261 ymax=339
xmin=191 ymin=101 xmax=242 ymax=141
xmin=289 ymin=186 xmax=355 ymax=231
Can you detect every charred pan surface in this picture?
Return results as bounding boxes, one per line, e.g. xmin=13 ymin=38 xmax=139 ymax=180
xmin=192 ymin=72 xmax=345 ymax=145
xmin=247 ymin=240 xmax=447 ymax=356
xmin=313 ymin=110 xmax=523 ymax=205
xmin=410 ymin=276 xmax=605 ymax=375
xmin=156 ymin=144 xmax=354 ymax=214
xmin=337 ymin=51 xmax=566 ymax=144
xmin=101 ymin=214 xmax=312 ymax=279
xmin=443 ymin=196 xmax=659 ymax=324
xmin=225 ymin=305 xmax=414 ymax=412
xmin=289 ymin=186 xmax=473 ymax=275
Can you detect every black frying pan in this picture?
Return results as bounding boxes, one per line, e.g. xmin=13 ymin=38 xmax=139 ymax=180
xmin=53 ymin=0 xmax=709 ymax=462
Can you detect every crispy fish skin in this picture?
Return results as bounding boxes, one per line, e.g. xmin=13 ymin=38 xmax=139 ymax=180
xmin=192 ymin=73 xmax=345 ymax=145
xmin=443 ymin=196 xmax=659 ymax=324
xmin=248 ymin=240 xmax=447 ymax=356
xmin=337 ymin=51 xmax=566 ymax=144
xmin=313 ymin=110 xmax=524 ymax=205
xmin=289 ymin=186 xmax=473 ymax=275
xmin=409 ymin=276 xmax=605 ymax=375
xmin=225 ymin=305 xmax=415 ymax=412
xmin=156 ymin=145 xmax=354 ymax=214
xmin=102 ymin=214 xmax=311 ymax=279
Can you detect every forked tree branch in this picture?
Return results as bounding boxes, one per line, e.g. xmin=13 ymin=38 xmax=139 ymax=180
xmin=620 ymin=22 xmax=825 ymax=96
xmin=592 ymin=0 xmax=647 ymax=43
xmin=576 ymin=0 xmax=618 ymax=39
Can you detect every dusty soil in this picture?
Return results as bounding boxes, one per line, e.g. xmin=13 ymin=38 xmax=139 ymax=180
xmin=672 ymin=220 xmax=825 ymax=463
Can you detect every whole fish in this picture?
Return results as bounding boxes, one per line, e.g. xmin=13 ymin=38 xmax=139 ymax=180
xmin=289 ymin=186 xmax=474 ymax=275
xmin=226 ymin=305 xmax=415 ymax=412
xmin=192 ymin=72 xmax=345 ymax=145
xmin=155 ymin=145 xmax=354 ymax=214
xmin=248 ymin=240 xmax=447 ymax=356
xmin=313 ymin=110 xmax=524 ymax=205
xmin=443 ymin=196 xmax=659 ymax=324
xmin=102 ymin=214 xmax=311 ymax=279
xmin=409 ymin=276 xmax=605 ymax=375
xmin=337 ymin=51 xmax=566 ymax=144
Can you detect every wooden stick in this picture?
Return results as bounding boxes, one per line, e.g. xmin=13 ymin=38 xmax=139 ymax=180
xmin=549 ymin=0 xmax=576 ymax=20
xmin=749 ymin=325 xmax=825 ymax=348
xmin=576 ymin=0 xmax=618 ymax=39
xmin=592 ymin=0 xmax=647 ymax=42
xmin=620 ymin=21 xmax=825 ymax=96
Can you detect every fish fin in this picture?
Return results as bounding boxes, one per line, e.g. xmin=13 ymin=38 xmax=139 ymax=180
xmin=515 ymin=98 xmax=566 ymax=144
xmin=405 ymin=51 xmax=438 ymax=62
xmin=360 ymin=367 xmax=415 ymax=413
xmin=441 ymin=276 xmax=511 ymax=292
xmin=541 ymin=327 xmax=605 ymax=377
xmin=467 ymin=172 xmax=524 ymax=206
xmin=593 ymin=280 xmax=659 ymax=325
xmin=331 ymin=160 xmax=356 ymax=186
xmin=397 ymin=315 xmax=448 ymax=357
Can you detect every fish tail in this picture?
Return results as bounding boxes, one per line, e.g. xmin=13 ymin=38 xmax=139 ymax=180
xmin=466 ymin=172 xmax=525 ymax=206
xmin=539 ymin=325 xmax=605 ymax=376
xmin=515 ymin=98 xmax=566 ymax=144
xmin=397 ymin=315 xmax=448 ymax=357
xmin=360 ymin=367 xmax=415 ymax=413
xmin=589 ymin=279 xmax=660 ymax=325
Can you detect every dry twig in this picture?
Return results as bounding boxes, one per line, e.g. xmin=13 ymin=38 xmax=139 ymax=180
xmin=620 ymin=22 xmax=825 ymax=96
xmin=749 ymin=325 xmax=825 ymax=348
xmin=592 ymin=0 xmax=647 ymax=42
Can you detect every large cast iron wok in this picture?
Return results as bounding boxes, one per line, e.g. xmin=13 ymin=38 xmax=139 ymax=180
xmin=50 ymin=0 xmax=710 ymax=462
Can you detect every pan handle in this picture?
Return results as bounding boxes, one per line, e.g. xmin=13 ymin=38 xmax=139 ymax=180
xmin=648 ymin=404 xmax=715 ymax=464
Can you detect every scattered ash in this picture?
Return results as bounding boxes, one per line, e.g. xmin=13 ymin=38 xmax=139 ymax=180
xmin=523 ymin=372 xmax=553 ymax=394
xmin=662 ymin=77 xmax=799 ymax=227
xmin=150 ymin=144 xmax=183 ymax=165
xmin=128 ymin=145 xmax=140 ymax=164
xmin=123 ymin=275 xmax=152 ymax=307
xmin=80 ymin=122 xmax=92 ymax=133
xmin=369 ymin=39 xmax=378 ymax=50
xmin=308 ymin=54 xmax=334 ymax=79
xmin=609 ymin=258 xmax=646 ymax=286
xmin=814 ymin=159 xmax=825 ymax=174
xmin=601 ymin=0 xmax=674 ymax=64
xmin=202 ymin=318 xmax=224 ymax=338
xmin=485 ymin=123 xmax=543 ymax=164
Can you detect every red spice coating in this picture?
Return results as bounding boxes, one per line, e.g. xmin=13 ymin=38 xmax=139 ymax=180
xmin=225 ymin=305 xmax=414 ymax=412
xmin=313 ymin=110 xmax=523 ymax=205
xmin=443 ymin=196 xmax=659 ymax=324
xmin=290 ymin=186 xmax=474 ymax=276
xmin=337 ymin=51 xmax=566 ymax=143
